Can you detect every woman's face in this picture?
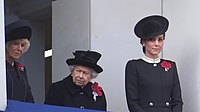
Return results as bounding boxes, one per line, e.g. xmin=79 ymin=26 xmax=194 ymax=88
xmin=71 ymin=65 xmax=92 ymax=88
xmin=6 ymin=39 xmax=27 ymax=62
xmin=143 ymin=34 xmax=165 ymax=58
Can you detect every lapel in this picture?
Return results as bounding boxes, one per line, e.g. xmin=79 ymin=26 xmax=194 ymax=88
xmin=6 ymin=61 xmax=14 ymax=69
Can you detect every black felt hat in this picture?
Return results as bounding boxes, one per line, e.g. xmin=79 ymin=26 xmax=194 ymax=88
xmin=66 ymin=50 xmax=103 ymax=73
xmin=134 ymin=15 xmax=169 ymax=39
xmin=6 ymin=19 xmax=32 ymax=43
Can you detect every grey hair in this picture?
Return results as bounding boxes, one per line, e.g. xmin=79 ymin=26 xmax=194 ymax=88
xmin=22 ymin=39 xmax=30 ymax=53
xmin=6 ymin=39 xmax=30 ymax=53
xmin=69 ymin=65 xmax=99 ymax=79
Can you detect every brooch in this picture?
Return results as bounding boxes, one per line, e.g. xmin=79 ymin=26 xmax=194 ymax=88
xmin=91 ymin=82 xmax=102 ymax=101
xmin=161 ymin=61 xmax=172 ymax=71
xmin=17 ymin=63 xmax=24 ymax=71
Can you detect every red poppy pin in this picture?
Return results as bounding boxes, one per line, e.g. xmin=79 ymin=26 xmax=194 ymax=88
xmin=161 ymin=61 xmax=172 ymax=71
xmin=91 ymin=82 xmax=102 ymax=101
xmin=17 ymin=63 xmax=24 ymax=71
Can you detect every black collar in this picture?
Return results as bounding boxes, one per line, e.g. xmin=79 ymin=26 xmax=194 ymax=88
xmin=6 ymin=61 xmax=14 ymax=69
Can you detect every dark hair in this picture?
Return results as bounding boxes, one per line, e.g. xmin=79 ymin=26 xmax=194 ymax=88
xmin=140 ymin=33 xmax=165 ymax=54
xmin=140 ymin=39 xmax=145 ymax=54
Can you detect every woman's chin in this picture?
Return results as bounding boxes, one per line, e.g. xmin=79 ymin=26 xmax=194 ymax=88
xmin=75 ymin=82 xmax=84 ymax=87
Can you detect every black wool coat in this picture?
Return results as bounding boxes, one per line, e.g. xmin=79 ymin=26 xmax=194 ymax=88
xmin=45 ymin=75 xmax=107 ymax=111
xmin=6 ymin=61 xmax=34 ymax=103
xmin=125 ymin=59 xmax=183 ymax=112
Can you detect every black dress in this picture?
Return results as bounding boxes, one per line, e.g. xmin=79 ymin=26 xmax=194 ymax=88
xmin=6 ymin=61 xmax=34 ymax=103
xmin=125 ymin=59 xmax=183 ymax=112
xmin=45 ymin=75 xmax=107 ymax=111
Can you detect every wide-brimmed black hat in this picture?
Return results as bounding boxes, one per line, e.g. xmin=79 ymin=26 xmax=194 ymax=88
xmin=134 ymin=15 xmax=169 ymax=39
xmin=66 ymin=50 xmax=103 ymax=73
xmin=6 ymin=19 xmax=32 ymax=43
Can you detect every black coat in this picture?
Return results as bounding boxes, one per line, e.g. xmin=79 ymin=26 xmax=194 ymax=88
xmin=6 ymin=61 xmax=34 ymax=103
xmin=45 ymin=75 xmax=107 ymax=111
xmin=125 ymin=59 xmax=183 ymax=112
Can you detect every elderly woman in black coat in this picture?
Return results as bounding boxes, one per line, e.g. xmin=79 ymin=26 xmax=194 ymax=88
xmin=45 ymin=50 xmax=107 ymax=111
xmin=5 ymin=19 xmax=34 ymax=103
xmin=125 ymin=15 xmax=183 ymax=112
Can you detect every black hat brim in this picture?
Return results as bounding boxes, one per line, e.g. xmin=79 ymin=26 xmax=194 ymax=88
xmin=134 ymin=15 xmax=169 ymax=39
xmin=66 ymin=59 xmax=103 ymax=73
xmin=6 ymin=20 xmax=32 ymax=43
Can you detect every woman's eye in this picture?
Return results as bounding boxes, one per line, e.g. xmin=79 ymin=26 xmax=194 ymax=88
xmin=150 ymin=39 xmax=156 ymax=42
xmin=84 ymin=72 xmax=89 ymax=75
xmin=13 ymin=42 xmax=19 ymax=45
xmin=76 ymin=69 xmax=81 ymax=72
xmin=21 ymin=44 xmax=25 ymax=47
xmin=158 ymin=38 xmax=164 ymax=42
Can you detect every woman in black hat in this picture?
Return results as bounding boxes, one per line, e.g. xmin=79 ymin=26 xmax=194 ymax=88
xmin=125 ymin=15 xmax=183 ymax=112
xmin=5 ymin=19 xmax=34 ymax=103
xmin=45 ymin=50 xmax=107 ymax=111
